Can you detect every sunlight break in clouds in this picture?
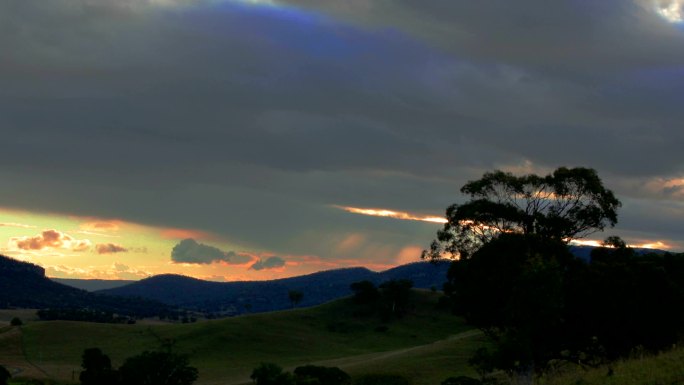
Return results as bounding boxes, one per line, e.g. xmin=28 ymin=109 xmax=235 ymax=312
xmin=655 ymin=0 xmax=684 ymax=22
xmin=571 ymin=239 xmax=672 ymax=250
xmin=338 ymin=206 xmax=447 ymax=224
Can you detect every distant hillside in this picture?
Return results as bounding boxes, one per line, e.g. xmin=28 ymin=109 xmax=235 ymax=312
xmin=99 ymin=261 xmax=451 ymax=315
xmin=52 ymin=278 xmax=134 ymax=291
xmin=0 ymin=254 xmax=168 ymax=317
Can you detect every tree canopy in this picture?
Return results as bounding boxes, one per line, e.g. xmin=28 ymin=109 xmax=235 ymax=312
xmin=80 ymin=348 xmax=117 ymax=385
xmin=119 ymin=351 xmax=198 ymax=385
xmin=423 ymin=167 xmax=621 ymax=259
xmin=79 ymin=347 xmax=198 ymax=385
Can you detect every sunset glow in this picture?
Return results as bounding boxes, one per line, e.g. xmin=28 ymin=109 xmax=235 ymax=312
xmin=570 ymin=239 xmax=672 ymax=250
xmin=338 ymin=206 xmax=448 ymax=224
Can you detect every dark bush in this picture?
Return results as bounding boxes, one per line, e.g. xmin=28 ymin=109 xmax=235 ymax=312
xmin=353 ymin=374 xmax=409 ymax=385
xmin=294 ymin=365 xmax=351 ymax=385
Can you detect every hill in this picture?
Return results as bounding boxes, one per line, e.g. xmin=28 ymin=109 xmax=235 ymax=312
xmin=0 ymin=254 xmax=168 ymax=317
xmin=5 ymin=289 xmax=484 ymax=385
xmin=51 ymin=278 xmax=134 ymax=292
xmin=98 ymin=261 xmax=451 ymax=314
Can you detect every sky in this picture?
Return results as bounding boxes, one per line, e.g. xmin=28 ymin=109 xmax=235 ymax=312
xmin=1 ymin=0 xmax=684 ymax=281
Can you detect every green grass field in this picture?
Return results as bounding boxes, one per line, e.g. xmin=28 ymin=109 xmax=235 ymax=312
xmin=2 ymin=290 xmax=484 ymax=385
xmin=3 ymin=290 xmax=684 ymax=385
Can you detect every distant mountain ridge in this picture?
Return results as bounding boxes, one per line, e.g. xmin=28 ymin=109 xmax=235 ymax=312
xmin=52 ymin=278 xmax=135 ymax=292
xmin=98 ymin=261 xmax=451 ymax=315
xmin=0 ymin=254 xmax=168 ymax=316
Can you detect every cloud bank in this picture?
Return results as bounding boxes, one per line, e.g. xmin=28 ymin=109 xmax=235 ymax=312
xmin=171 ymin=238 xmax=252 ymax=265
xmin=250 ymin=256 xmax=286 ymax=271
xmin=10 ymin=230 xmax=91 ymax=252
xmin=1 ymin=0 xmax=684 ymax=267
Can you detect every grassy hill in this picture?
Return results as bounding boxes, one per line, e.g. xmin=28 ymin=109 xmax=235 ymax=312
xmin=2 ymin=290 xmax=486 ymax=385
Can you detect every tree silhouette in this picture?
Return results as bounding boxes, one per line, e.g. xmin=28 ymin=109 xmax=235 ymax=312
xmin=350 ymin=280 xmax=379 ymax=304
xmin=118 ymin=351 xmax=198 ymax=385
xmin=80 ymin=348 xmax=117 ymax=385
xmin=425 ymin=167 xmax=624 ymax=380
xmin=250 ymin=362 xmax=294 ymax=385
xmin=423 ymin=167 xmax=620 ymax=260
xmin=379 ymin=279 xmax=413 ymax=318
xmin=288 ymin=290 xmax=303 ymax=308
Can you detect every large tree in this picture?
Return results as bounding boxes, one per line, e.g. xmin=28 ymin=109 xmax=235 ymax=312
xmin=423 ymin=167 xmax=621 ymax=260
xmin=423 ymin=167 xmax=623 ymax=380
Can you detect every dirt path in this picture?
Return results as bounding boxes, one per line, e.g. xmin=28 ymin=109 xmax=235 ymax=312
xmin=0 ymin=326 xmax=49 ymax=380
xmin=311 ymin=329 xmax=483 ymax=369
xmin=222 ymin=329 xmax=483 ymax=385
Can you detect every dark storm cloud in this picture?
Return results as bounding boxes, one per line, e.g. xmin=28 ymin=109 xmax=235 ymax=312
xmin=1 ymin=0 xmax=683 ymax=257
xmin=171 ymin=239 xmax=252 ymax=265
xmin=250 ymin=256 xmax=286 ymax=271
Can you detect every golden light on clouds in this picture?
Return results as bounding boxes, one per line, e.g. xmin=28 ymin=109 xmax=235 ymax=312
xmin=571 ymin=239 xmax=671 ymax=250
xmin=338 ymin=206 xmax=447 ymax=224
xmin=654 ymin=0 xmax=684 ymax=22
xmin=10 ymin=229 xmax=91 ymax=252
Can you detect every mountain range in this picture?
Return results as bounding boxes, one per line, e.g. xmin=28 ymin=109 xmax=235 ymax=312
xmin=95 ymin=261 xmax=451 ymax=315
xmin=0 ymin=254 xmax=167 ymax=317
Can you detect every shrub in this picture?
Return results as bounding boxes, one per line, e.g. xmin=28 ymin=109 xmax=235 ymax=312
xmin=353 ymin=374 xmax=410 ymax=385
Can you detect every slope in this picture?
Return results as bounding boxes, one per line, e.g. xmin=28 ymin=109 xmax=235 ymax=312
xmin=16 ymin=290 xmax=481 ymax=385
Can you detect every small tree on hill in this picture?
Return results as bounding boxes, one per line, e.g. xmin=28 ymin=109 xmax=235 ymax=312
xmin=288 ymin=290 xmax=304 ymax=308
xmin=10 ymin=317 xmax=22 ymax=326
xmin=379 ymin=279 xmax=413 ymax=318
xmin=350 ymin=281 xmax=379 ymax=304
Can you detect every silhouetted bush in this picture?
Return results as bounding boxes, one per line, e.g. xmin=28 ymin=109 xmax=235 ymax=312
xmin=353 ymin=374 xmax=409 ymax=385
xmin=294 ymin=365 xmax=351 ymax=385
xmin=250 ymin=362 xmax=295 ymax=385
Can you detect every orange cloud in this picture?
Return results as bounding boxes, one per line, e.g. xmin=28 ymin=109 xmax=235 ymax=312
xmin=10 ymin=229 xmax=91 ymax=252
xmin=337 ymin=206 xmax=447 ymax=224
xmin=96 ymin=243 xmax=129 ymax=254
